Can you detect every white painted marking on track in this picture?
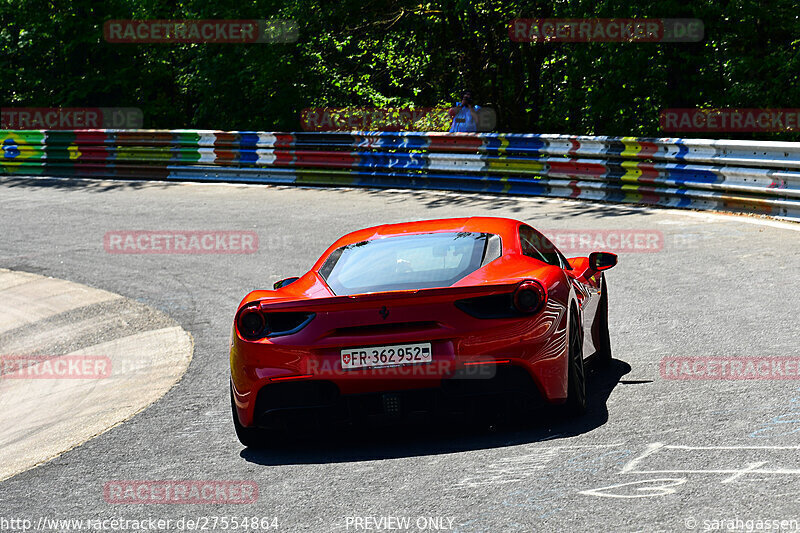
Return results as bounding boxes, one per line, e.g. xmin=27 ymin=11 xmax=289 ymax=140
xmin=456 ymin=443 xmax=627 ymax=488
xmin=721 ymin=461 xmax=768 ymax=483
xmin=619 ymin=443 xmax=800 ymax=480
xmin=620 ymin=442 xmax=665 ymax=473
xmin=579 ymin=478 xmax=686 ymax=499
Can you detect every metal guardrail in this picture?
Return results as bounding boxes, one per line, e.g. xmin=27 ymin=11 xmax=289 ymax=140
xmin=2 ymin=130 xmax=799 ymax=219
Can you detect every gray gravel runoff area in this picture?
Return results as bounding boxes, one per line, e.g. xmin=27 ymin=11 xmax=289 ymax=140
xmin=1 ymin=176 xmax=799 ymax=533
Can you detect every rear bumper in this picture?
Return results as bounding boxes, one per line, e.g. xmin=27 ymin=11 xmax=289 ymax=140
xmin=230 ymin=297 xmax=572 ymax=427
xmin=242 ymin=365 xmax=547 ymax=431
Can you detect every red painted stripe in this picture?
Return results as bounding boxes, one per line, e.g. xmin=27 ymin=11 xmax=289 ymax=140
xmin=549 ymin=160 xmax=607 ymax=177
xmin=637 ymin=162 xmax=660 ymax=181
xmin=427 ymin=134 xmax=483 ymax=152
xmin=568 ymin=138 xmax=581 ymax=156
xmin=291 ymin=150 xmax=358 ymax=167
xmin=637 ymin=141 xmax=659 ymax=159
xmin=273 ymin=133 xmax=294 ymax=148
xmin=568 ymin=179 xmax=581 ymax=198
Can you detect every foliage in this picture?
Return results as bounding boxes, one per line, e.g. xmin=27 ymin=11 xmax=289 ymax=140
xmin=1 ymin=0 xmax=797 ymax=138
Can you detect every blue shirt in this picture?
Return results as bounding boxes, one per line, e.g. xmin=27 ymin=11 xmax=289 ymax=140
xmin=449 ymin=104 xmax=481 ymax=132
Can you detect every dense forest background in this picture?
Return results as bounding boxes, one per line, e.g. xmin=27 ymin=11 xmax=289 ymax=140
xmin=1 ymin=0 xmax=798 ymax=138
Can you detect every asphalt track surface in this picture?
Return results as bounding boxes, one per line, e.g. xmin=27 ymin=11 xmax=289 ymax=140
xmin=1 ymin=176 xmax=799 ymax=533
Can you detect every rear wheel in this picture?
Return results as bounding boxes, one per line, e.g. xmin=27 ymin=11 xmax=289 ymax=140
xmin=594 ymin=276 xmax=612 ymax=366
xmin=564 ymin=309 xmax=587 ymax=416
xmin=230 ymin=383 xmax=268 ymax=448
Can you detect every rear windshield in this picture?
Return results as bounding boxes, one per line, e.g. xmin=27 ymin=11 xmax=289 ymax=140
xmin=319 ymin=232 xmax=501 ymax=295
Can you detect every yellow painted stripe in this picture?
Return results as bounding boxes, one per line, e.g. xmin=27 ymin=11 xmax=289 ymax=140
xmin=621 ymin=137 xmax=642 ymax=158
xmin=114 ymin=147 xmax=172 ymax=161
xmin=620 ymin=161 xmax=643 ymax=182
xmin=487 ymin=159 xmax=545 ymax=173
xmin=295 ymin=169 xmax=356 ymax=186
xmin=498 ymin=135 xmax=509 ymax=155
xmin=500 ymin=175 xmax=511 ymax=193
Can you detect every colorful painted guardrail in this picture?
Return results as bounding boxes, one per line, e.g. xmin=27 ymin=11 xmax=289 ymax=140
xmin=2 ymin=130 xmax=799 ymax=219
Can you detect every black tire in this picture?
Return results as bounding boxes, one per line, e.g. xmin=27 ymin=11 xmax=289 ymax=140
xmin=594 ymin=275 xmax=612 ymax=366
xmin=564 ymin=309 xmax=587 ymax=416
xmin=230 ymin=383 xmax=268 ymax=448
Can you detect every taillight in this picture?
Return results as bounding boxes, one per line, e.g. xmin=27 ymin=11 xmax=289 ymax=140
xmin=236 ymin=305 xmax=315 ymax=340
xmin=455 ymin=280 xmax=547 ymax=319
xmin=513 ymin=280 xmax=547 ymax=314
xmin=238 ymin=306 xmax=266 ymax=339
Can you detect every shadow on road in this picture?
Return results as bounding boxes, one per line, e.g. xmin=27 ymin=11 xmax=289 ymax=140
xmin=240 ymin=358 xmax=633 ymax=466
xmin=357 ymin=187 xmax=658 ymax=220
xmin=0 ymin=176 xmax=170 ymax=193
xmin=0 ymin=176 xmax=658 ymax=221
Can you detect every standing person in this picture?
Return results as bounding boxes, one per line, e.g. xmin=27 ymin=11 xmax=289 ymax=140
xmin=448 ymin=90 xmax=481 ymax=132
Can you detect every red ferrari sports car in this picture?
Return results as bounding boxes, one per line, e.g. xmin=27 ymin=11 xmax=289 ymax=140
xmin=230 ymin=217 xmax=616 ymax=445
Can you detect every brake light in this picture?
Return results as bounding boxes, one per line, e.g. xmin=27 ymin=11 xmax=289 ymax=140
xmin=455 ymin=282 xmax=547 ymax=319
xmin=237 ymin=306 xmax=266 ymax=339
xmin=236 ymin=305 xmax=315 ymax=340
xmin=513 ymin=280 xmax=547 ymax=314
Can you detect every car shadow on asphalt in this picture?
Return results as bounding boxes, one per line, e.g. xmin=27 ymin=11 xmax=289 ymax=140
xmin=240 ymin=358 xmax=633 ymax=466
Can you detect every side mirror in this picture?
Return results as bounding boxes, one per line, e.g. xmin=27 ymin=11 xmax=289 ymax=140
xmin=273 ymin=277 xmax=300 ymax=290
xmin=589 ymin=252 xmax=617 ymax=272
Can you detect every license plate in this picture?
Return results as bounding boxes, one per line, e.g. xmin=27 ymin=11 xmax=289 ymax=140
xmin=341 ymin=343 xmax=432 ymax=370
